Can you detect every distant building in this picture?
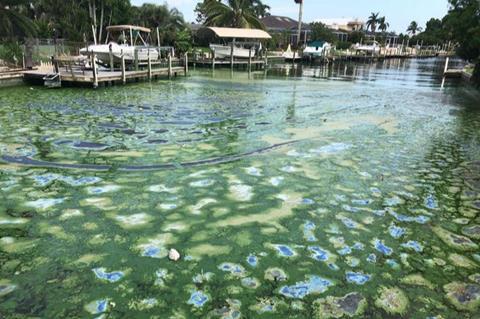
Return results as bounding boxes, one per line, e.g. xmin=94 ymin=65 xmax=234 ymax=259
xmin=316 ymin=18 xmax=365 ymax=32
xmin=261 ymin=15 xmax=311 ymax=48
xmin=315 ymin=18 xmax=365 ymax=42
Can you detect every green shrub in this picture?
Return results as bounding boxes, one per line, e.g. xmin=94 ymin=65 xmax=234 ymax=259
xmin=0 ymin=42 xmax=23 ymax=65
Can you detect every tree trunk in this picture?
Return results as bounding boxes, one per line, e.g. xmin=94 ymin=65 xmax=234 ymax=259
xmin=296 ymin=1 xmax=303 ymax=48
xmin=98 ymin=0 xmax=104 ymax=43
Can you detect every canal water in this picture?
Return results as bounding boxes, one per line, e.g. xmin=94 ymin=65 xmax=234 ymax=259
xmin=0 ymin=58 xmax=479 ymax=318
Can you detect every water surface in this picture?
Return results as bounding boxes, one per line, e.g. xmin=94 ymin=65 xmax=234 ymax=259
xmin=0 ymin=58 xmax=479 ymax=318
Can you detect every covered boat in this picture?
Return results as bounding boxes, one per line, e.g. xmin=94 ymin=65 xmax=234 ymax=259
xmin=353 ymin=41 xmax=381 ymax=54
xmin=303 ymin=40 xmax=332 ymax=58
xmin=80 ymin=25 xmax=159 ymax=65
xmin=198 ymin=27 xmax=271 ymax=59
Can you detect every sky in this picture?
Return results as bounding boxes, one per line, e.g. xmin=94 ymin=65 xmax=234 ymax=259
xmin=131 ymin=0 xmax=451 ymax=33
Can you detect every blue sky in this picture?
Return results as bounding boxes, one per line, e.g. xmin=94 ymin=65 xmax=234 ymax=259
xmin=131 ymin=0 xmax=450 ymax=33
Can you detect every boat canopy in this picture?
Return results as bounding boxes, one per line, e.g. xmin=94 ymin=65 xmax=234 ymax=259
xmin=106 ymin=25 xmax=151 ymax=33
xmin=307 ymin=40 xmax=327 ymax=48
xmin=200 ymin=27 xmax=271 ymax=40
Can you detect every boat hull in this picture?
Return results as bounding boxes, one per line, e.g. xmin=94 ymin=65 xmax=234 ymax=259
xmin=80 ymin=44 xmax=159 ymax=64
xmin=209 ymin=44 xmax=253 ymax=59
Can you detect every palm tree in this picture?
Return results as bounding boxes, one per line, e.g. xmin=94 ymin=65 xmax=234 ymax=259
xmin=378 ymin=16 xmax=389 ymax=32
xmin=133 ymin=3 xmax=185 ymax=45
xmin=366 ymin=12 xmax=380 ymax=33
xmin=0 ymin=0 xmax=37 ymax=38
xmin=252 ymin=0 xmax=270 ymax=18
xmin=203 ymin=0 xmax=265 ymax=29
xmin=407 ymin=21 xmax=422 ymax=36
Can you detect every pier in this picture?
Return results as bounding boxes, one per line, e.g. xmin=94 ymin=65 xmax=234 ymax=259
xmin=23 ymin=50 xmax=188 ymax=88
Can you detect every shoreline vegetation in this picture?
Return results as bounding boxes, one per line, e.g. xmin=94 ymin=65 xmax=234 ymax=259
xmin=0 ymin=0 xmax=478 ymax=86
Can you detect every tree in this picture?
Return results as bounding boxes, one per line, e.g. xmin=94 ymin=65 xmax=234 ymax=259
xmin=0 ymin=0 xmax=37 ymax=39
xmin=197 ymin=0 xmax=265 ymax=29
xmin=443 ymin=0 xmax=480 ymax=84
xmin=132 ymin=3 xmax=186 ymax=45
xmin=310 ymin=22 xmax=336 ymax=44
xmin=378 ymin=16 xmax=389 ymax=32
xmin=414 ymin=18 xmax=449 ymax=46
xmin=252 ymin=0 xmax=270 ymax=18
xmin=349 ymin=30 xmax=364 ymax=44
xmin=366 ymin=12 xmax=380 ymax=33
xmin=407 ymin=21 xmax=422 ymax=36
xmin=175 ymin=28 xmax=192 ymax=54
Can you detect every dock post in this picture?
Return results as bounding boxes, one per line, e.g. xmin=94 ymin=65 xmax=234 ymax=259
xmin=134 ymin=48 xmax=139 ymax=71
xmin=184 ymin=53 xmax=188 ymax=76
xmin=91 ymin=53 xmax=98 ymax=88
xmin=264 ymin=48 xmax=268 ymax=69
xmin=148 ymin=51 xmax=152 ymax=80
xmin=121 ymin=50 xmax=126 ymax=84
xmin=52 ymin=55 xmax=59 ymax=74
xmin=109 ymin=45 xmax=114 ymax=72
xmin=443 ymin=57 xmax=449 ymax=74
xmin=168 ymin=53 xmax=172 ymax=79
xmin=230 ymin=41 xmax=234 ymax=71
xmin=212 ymin=50 xmax=216 ymax=70
xmin=248 ymin=48 xmax=252 ymax=73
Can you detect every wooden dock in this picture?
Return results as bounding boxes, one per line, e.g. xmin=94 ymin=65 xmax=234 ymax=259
xmin=24 ymin=52 xmax=188 ymax=88
xmin=0 ymin=67 xmax=26 ymax=87
xmin=189 ymin=48 xmax=268 ymax=71
xmin=24 ymin=66 xmax=186 ymax=87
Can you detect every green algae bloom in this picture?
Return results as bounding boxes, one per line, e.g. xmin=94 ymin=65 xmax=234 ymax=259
xmin=374 ymin=286 xmax=409 ymax=315
xmin=0 ymin=61 xmax=479 ymax=318
xmin=313 ymin=292 xmax=367 ymax=318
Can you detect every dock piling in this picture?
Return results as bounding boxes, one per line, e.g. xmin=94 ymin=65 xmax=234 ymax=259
xmin=212 ymin=50 xmax=216 ymax=70
xmin=148 ymin=52 xmax=152 ymax=80
xmin=168 ymin=54 xmax=172 ymax=79
xmin=134 ymin=48 xmax=139 ymax=71
xmin=91 ymin=53 xmax=98 ymax=88
xmin=230 ymin=41 xmax=234 ymax=71
xmin=264 ymin=49 xmax=268 ymax=69
xmin=109 ymin=45 xmax=114 ymax=72
xmin=184 ymin=54 xmax=188 ymax=75
xmin=121 ymin=50 xmax=126 ymax=84
xmin=444 ymin=57 xmax=450 ymax=74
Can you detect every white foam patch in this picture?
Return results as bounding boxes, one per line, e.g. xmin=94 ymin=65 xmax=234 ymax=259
xmin=0 ymin=218 xmax=28 ymax=225
xmin=86 ymin=185 xmax=121 ymax=194
xmin=309 ymin=143 xmax=351 ymax=155
xmin=190 ymin=198 xmax=217 ymax=215
xmin=280 ymin=165 xmax=299 ymax=173
xmin=230 ymin=184 xmax=253 ymax=202
xmin=190 ymin=179 xmax=215 ymax=187
xmin=245 ymin=167 xmax=262 ymax=176
xmin=115 ymin=213 xmax=151 ymax=227
xmin=148 ymin=184 xmax=178 ymax=193
xmin=26 ymin=198 xmax=65 ymax=210
xmin=269 ymin=176 xmax=284 ymax=186
xmin=159 ymin=203 xmax=178 ymax=210
xmin=59 ymin=209 xmax=84 ymax=220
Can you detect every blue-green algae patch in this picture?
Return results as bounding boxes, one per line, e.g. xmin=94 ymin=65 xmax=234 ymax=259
xmin=0 ymin=60 xmax=480 ymax=318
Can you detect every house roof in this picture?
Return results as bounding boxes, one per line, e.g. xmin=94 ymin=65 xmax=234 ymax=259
xmin=200 ymin=27 xmax=271 ymax=39
xmin=261 ymin=15 xmax=310 ymax=31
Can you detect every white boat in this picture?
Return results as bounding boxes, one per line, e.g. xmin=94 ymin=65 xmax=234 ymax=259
xmin=209 ymin=44 xmax=255 ymax=59
xmin=354 ymin=41 xmax=381 ymax=54
xmin=282 ymin=44 xmax=302 ymax=61
xmin=80 ymin=25 xmax=159 ymax=64
xmin=303 ymin=41 xmax=332 ymax=58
